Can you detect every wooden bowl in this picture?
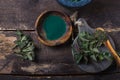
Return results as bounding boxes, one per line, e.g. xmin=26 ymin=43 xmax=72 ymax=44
xmin=35 ymin=11 xmax=72 ymax=46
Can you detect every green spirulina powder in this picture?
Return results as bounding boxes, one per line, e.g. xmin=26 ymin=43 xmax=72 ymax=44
xmin=43 ymin=15 xmax=66 ymax=40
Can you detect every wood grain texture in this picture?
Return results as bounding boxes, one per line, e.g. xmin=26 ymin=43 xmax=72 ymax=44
xmin=0 ymin=0 xmax=119 ymax=46
xmin=0 ymin=0 xmax=120 ymax=78
xmin=0 ymin=0 xmax=70 ymax=30
xmin=0 ymin=31 xmax=119 ymax=75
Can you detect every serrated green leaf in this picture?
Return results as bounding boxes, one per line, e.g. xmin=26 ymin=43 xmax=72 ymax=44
xmin=79 ymin=37 xmax=89 ymax=42
xmin=21 ymin=35 xmax=27 ymax=42
xmin=22 ymin=46 xmax=34 ymax=52
xmin=83 ymin=50 xmax=90 ymax=53
xmin=92 ymin=48 xmax=99 ymax=53
xmin=98 ymin=54 xmax=104 ymax=61
xmin=16 ymin=31 xmax=22 ymax=36
xmin=90 ymin=55 xmax=97 ymax=61
xmin=14 ymin=31 xmax=35 ymax=61
xmin=27 ymin=52 xmax=33 ymax=60
xmin=76 ymin=55 xmax=83 ymax=64
xmin=73 ymin=30 xmax=111 ymax=64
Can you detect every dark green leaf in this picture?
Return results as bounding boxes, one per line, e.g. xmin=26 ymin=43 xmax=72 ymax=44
xmin=16 ymin=31 xmax=22 ymax=36
xmin=13 ymin=31 xmax=35 ymax=61
xmin=73 ymin=30 xmax=111 ymax=64
xmin=21 ymin=35 xmax=27 ymax=42
xmin=27 ymin=52 xmax=33 ymax=60
xmin=92 ymin=48 xmax=99 ymax=53
xmin=90 ymin=55 xmax=97 ymax=61
xmin=98 ymin=54 xmax=104 ymax=61
xmin=76 ymin=55 xmax=83 ymax=64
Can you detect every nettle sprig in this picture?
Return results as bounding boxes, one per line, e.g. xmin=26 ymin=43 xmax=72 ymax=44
xmin=13 ymin=31 xmax=35 ymax=61
xmin=73 ymin=30 xmax=112 ymax=64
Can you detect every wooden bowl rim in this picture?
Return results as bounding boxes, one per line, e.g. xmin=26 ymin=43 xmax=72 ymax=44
xmin=35 ymin=10 xmax=72 ymax=46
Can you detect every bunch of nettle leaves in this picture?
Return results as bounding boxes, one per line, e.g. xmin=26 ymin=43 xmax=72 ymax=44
xmin=13 ymin=31 xmax=35 ymax=61
xmin=73 ymin=30 xmax=112 ymax=64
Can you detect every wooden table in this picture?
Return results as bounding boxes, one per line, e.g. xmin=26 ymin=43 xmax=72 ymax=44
xmin=0 ymin=0 xmax=120 ymax=79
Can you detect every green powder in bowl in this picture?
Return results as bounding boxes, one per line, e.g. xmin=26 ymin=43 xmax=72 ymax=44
xmin=42 ymin=14 xmax=67 ymax=40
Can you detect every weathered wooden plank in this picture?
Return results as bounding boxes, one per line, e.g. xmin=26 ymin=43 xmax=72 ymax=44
xmin=0 ymin=0 xmax=120 ymax=52
xmin=0 ymin=31 xmax=119 ymax=75
xmin=0 ymin=73 xmax=120 ymax=80
xmin=0 ymin=32 xmax=17 ymax=73
xmin=0 ymin=0 xmax=120 ymax=31
xmin=0 ymin=0 xmax=70 ymax=30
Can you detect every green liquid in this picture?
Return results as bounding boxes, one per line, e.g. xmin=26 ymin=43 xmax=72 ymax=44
xmin=43 ymin=15 xmax=66 ymax=40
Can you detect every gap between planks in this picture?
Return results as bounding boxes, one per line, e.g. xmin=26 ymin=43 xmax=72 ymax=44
xmin=0 ymin=30 xmax=35 ymax=32
xmin=0 ymin=71 xmax=120 ymax=77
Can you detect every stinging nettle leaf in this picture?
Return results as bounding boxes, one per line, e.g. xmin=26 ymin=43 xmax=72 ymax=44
xmin=13 ymin=31 xmax=35 ymax=61
xmin=73 ymin=30 xmax=111 ymax=64
xmin=92 ymin=48 xmax=99 ymax=53
xmin=90 ymin=55 xmax=97 ymax=61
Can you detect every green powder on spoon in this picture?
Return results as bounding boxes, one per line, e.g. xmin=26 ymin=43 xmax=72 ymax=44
xmin=43 ymin=14 xmax=66 ymax=40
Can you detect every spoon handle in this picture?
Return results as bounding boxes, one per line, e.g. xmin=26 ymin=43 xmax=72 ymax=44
xmin=104 ymin=40 xmax=120 ymax=67
xmin=96 ymin=28 xmax=120 ymax=67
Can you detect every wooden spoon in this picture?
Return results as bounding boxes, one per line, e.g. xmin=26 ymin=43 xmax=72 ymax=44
xmin=96 ymin=28 xmax=120 ymax=67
